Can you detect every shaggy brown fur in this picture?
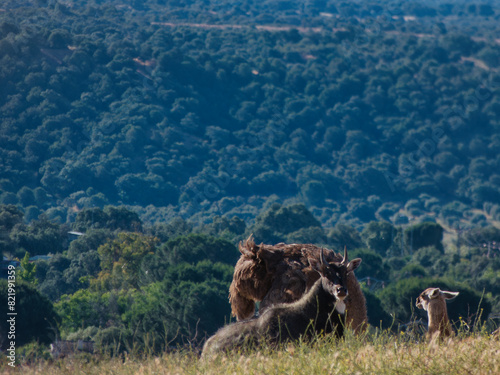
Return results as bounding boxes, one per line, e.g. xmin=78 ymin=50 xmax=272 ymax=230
xmin=416 ymin=287 xmax=459 ymax=340
xmin=229 ymin=235 xmax=368 ymax=332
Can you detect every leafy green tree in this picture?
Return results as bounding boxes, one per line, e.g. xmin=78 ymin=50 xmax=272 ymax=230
xmin=251 ymin=203 xmax=323 ymax=244
xmin=95 ymin=233 xmax=158 ymax=290
xmin=0 ymin=281 xmax=59 ymax=350
xmin=199 ymin=216 xmax=246 ymax=241
xmin=301 ymin=180 xmax=326 ymax=206
xmin=350 ymin=248 xmax=391 ymax=280
xmin=363 ymin=290 xmax=394 ymax=329
xmin=36 ymin=254 xmax=72 ymax=301
xmin=19 ymin=252 xmax=37 ymax=285
xmin=361 ymin=221 xmax=395 ymax=256
xmin=0 ymin=205 xmax=23 ymax=256
xmin=150 ymin=218 xmax=193 ymax=243
xmin=327 ymin=223 xmax=363 ymax=250
xmin=67 ymin=229 xmax=112 ymax=258
xmin=103 ymin=206 xmax=143 ymax=232
xmin=286 ymin=226 xmax=327 ymax=244
xmin=156 ymin=234 xmax=238 ymax=267
xmin=10 ymin=215 xmax=66 ymax=256
xmin=405 ymin=222 xmax=444 ymax=252
xmin=63 ymin=250 xmax=101 ymax=292
xmin=56 ymin=289 xmax=128 ymax=332
xmin=17 ymin=187 xmax=36 ymax=207
xmin=73 ymin=206 xmax=142 ymax=232
xmin=73 ymin=208 xmax=110 ymax=231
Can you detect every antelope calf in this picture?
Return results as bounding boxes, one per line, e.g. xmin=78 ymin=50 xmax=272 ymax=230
xmin=202 ymin=248 xmax=361 ymax=357
xmin=416 ymin=287 xmax=459 ymax=340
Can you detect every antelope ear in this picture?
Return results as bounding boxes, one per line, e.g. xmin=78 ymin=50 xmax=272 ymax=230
xmin=442 ymin=291 xmax=459 ymax=300
xmin=308 ymin=257 xmax=324 ymax=275
xmin=346 ymin=258 xmax=362 ymax=273
xmin=429 ymin=288 xmax=441 ymax=299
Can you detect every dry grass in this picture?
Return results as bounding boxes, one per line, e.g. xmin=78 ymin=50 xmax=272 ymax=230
xmin=4 ymin=331 xmax=499 ymax=375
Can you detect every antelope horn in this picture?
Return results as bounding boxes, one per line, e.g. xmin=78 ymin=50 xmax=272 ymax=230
xmin=341 ymin=246 xmax=348 ymax=265
xmin=320 ymin=248 xmax=328 ymax=265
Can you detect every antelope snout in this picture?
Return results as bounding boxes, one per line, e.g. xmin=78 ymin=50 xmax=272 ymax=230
xmin=336 ymin=286 xmax=347 ymax=299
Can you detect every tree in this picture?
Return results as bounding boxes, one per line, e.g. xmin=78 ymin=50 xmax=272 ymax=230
xmin=301 ymin=180 xmax=326 ymax=206
xmin=19 ymin=252 xmax=37 ymax=285
xmin=405 ymin=222 xmax=444 ymax=252
xmin=350 ymin=248 xmax=390 ymax=280
xmin=327 ymin=223 xmax=363 ymax=250
xmin=95 ymin=233 xmax=158 ymax=290
xmin=361 ymin=221 xmax=395 ymax=256
xmin=0 ymin=281 xmax=60 ymax=350
xmin=73 ymin=206 xmax=142 ymax=232
xmin=10 ymin=215 xmax=66 ymax=256
xmin=157 ymin=234 xmax=239 ymax=267
xmin=0 ymin=205 xmax=23 ymax=256
xmin=67 ymin=229 xmax=112 ymax=258
xmin=251 ymin=203 xmax=323 ymax=244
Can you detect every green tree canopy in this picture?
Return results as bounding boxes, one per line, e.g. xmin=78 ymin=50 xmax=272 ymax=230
xmin=251 ymin=203 xmax=323 ymax=244
xmin=0 ymin=280 xmax=60 ymax=350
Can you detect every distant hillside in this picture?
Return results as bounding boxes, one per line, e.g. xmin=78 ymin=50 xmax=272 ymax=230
xmin=1 ymin=0 xmax=500 ymax=230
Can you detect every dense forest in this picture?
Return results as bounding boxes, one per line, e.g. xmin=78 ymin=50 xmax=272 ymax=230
xmin=1 ymin=0 xmax=500 ymax=357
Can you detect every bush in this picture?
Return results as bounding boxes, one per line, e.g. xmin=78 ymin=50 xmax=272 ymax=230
xmin=0 ymin=281 xmax=60 ymax=350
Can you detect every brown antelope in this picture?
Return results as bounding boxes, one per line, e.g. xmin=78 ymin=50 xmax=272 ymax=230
xmin=416 ymin=287 xmax=459 ymax=340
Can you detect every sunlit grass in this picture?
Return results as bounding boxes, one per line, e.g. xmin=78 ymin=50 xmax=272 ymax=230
xmin=4 ymin=328 xmax=499 ymax=375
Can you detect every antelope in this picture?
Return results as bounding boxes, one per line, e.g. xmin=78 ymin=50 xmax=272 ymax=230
xmin=416 ymin=287 xmax=459 ymax=340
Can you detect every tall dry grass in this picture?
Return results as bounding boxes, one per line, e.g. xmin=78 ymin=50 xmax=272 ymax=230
xmin=3 ymin=328 xmax=499 ymax=375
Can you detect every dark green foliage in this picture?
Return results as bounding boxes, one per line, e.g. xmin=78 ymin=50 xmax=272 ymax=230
xmin=405 ymin=222 xmax=444 ymax=252
xmin=157 ymin=234 xmax=239 ymax=267
xmin=0 ymin=1 xmax=499 ymax=229
xmin=361 ymin=221 xmax=395 ymax=256
xmin=67 ymin=229 xmax=112 ymax=258
xmin=0 ymin=205 xmax=24 ymax=255
xmin=327 ymin=223 xmax=363 ymax=250
xmin=150 ymin=218 xmax=193 ymax=243
xmin=350 ymin=248 xmax=391 ymax=281
xmin=394 ymin=263 xmax=429 ymax=281
xmin=73 ymin=206 xmax=142 ymax=232
xmin=363 ymin=290 xmax=394 ymax=329
xmin=412 ymin=246 xmax=445 ymax=269
xmin=36 ymin=253 xmax=73 ymax=300
xmin=199 ymin=216 xmax=246 ymax=241
xmin=251 ymin=203 xmax=323 ymax=244
xmin=10 ymin=216 xmax=67 ymax=257
xmin=286 ymin=226 xmax=327 ymax=244
xmin=0 ymin=280 xmax=60 ymax=350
